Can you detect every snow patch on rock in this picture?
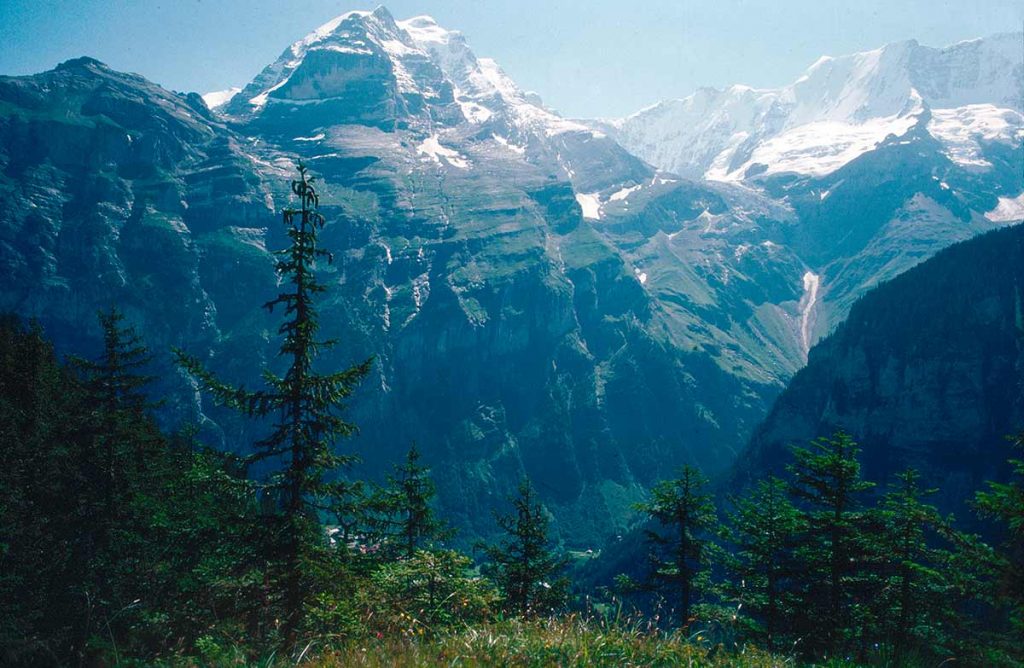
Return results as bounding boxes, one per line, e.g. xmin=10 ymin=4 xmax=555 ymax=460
xmin=712 ymin=114 xmax=919 ymax=180
xmin=986 ymin=192 xmax=1024 ymax=223
xmin=575 ymin=192 xmax=602 ymax=220
xmin=610 ymin=184 xmax=642 ymax=201
xmin=928 ymin=104 xmax=1024 ymax=170
xmin=202 ymin=87 xmax=241 ymax=109
xmin=417 ymin=135 xmax=469 ymax=169
xmin=492 ymin=134 xmax=526 ymax=154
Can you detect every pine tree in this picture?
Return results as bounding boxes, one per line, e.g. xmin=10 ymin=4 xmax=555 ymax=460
xmin=0 ymin=313 xmax=194 ymax=663
xmin=787 ymin=431 xmax=874 ymax=658
xmin=2 ymin=316 xmax=270 ymax=662
xmin=482 ymin=479 xmax=569 ymax=616
xmin=0 ymin=317 xmax=92 ymax=663
xmin=89 ymin=307 xmax=157 ymax=412
xmin=176 ymin=164 xmax=372 ymax=649
xmin=76 ymin=307 xmax=163 ymax=512
xmin=636 ymin=465 xmax=717 ymax=628
xmin=866 ymin=468 xmax=975 ymax=660
xmin=370 ymin=549 xmax=500 ymax=629
xmin=144 ymin=445 xmax=267 ymax=653
xmin=721 ymin=475 xmax=804 ymax=650
xmin=328 ymin=479 xmax=368 ymax=551
xmin=974 ymin=432 xmax=1024 ymax=642
xmin=367 ymin=444 xmax=452 ymax=558
xmin=71 ymin=308 xmax=170 ymax=648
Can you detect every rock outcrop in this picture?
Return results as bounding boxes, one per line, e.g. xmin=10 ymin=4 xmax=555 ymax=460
xmin=736 ymin=224 xmax=1024 ymax=515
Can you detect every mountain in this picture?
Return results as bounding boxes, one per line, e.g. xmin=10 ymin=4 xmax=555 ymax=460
xmin=735 ymin=223 xmax=1024 ymax=515
xmin=0 ymin=9 xmax=1020 ymax=546
xmin=596 ymin=34 xmax=1023 ymax=348
xmin=0 ymin=9 xmax=780 ymax=547
xmin=0 ymin=55 xmax=270 ymax=356
xmin=221 ymin=9 xmax=650 ymax=192
xmin=604 ymin=34 xmax=1023 ymax=182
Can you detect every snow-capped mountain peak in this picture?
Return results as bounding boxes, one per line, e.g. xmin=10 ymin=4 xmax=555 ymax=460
xmin=220 ymin=6 xmax=600 ymax=140
xmin=398 ymin=15 xmax=456 ymax=46
xmin=215 ymin=6 xmax=646 ymax=193
xmin=223 ymin=6 xmax=451 ymax=120
xmin=784 ymin=40 xmax=920 ymax=125
xmin=608 ymin=33 xmax=1023 ymax=181
xmin=395 ymin=14 xmax=596 ymax=138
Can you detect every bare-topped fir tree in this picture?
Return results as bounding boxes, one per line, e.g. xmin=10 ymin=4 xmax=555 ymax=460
xmin=176 ymin=164 xmax=372 ymax=649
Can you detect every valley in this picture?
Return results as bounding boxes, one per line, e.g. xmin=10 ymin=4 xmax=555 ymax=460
xmin=0 ymin=8 xmax=1020 ymax=549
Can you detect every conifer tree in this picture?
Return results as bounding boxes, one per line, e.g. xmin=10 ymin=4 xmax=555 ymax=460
xmin=176 ymin=164 xmax=372 ymax=649
xmin=636 ymin=465 xmax=717 ymax=627
xmin=76 ymin=306 xmax=162 ymax=519
xmin=974 ymin=432 xmax=1024 ymax=640
xmin=328 ymin=479 xmax=368 ymax=550
xmin=787 ymin=431 xmax=874 ymax=657
xmin=70 ymin=306 xmax=171 ymax=646
xmin=368 ymin=444 xmax=452 ymax=558
xmin=482 ymin=479 xmax=569 ymax=616
xmin=867 ymin=468 xmax=973 ymax=660
xmin=0 ymin=313 xmax=203 ymax=663
xmin=721 ymin=475 xmax=804 ymax=650
xmin=2 ymin=317 xmax=269 ymax=662
xmin=90 ymin=307 xmax=156 ymax=412
xmin=0 ymin=317 xmax=91 ymax=663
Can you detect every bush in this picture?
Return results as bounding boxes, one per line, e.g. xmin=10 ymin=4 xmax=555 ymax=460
xmin=366 ymin=549 xmax=500 ymax=634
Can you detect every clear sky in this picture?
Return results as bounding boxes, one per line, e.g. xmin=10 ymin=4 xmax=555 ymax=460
xmin=0 ymin=1 xmax=1021 ymax=118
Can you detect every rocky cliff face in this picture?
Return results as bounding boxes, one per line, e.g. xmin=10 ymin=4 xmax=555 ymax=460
xmin=736 ymin=224 xmax=1024 ymax=514
xmin=0 ymin=56 xmax=279 ymax=411
xmin=1 ymin=9 xmax=1020 ymax=546
xmin=0 ymin=12 xmax=778 ymax=547
xmin=599 ymin=33 xmax=1024 ymax=345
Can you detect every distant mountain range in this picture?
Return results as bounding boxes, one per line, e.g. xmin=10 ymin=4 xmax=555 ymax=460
xmin=600 ymin=33 xmax=1022 ymax=182
xmin=0 ymin=6 xmax=1020 ymax=545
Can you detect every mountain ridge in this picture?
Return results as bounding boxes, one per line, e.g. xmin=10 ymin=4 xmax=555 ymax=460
xmin=733 ymin=222 xmax=1024 ymax=517
xmin=1 ymin=9 xmax=1021 ymax=546
xmin=600 ymin=32 xmax=1023 ymax=182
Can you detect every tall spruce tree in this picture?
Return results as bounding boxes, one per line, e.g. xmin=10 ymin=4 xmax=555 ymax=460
xmin=0 ymin=317 xmax=91 ymax=664
xmin=866 ymin=468 xmax=973 ymax=661
xmin=636 ymin=465 xmax=717 ymax=627
xmin=482 ymin=479 xmax=569 ymax=616
xmin=76 ymin=307 xmax=162 ymax=522
xmin=1 ymin=312 xmax=197 ymax=663
xmin=176 ymin=164 xmax=372 ymax=649
xmin=722 ymin=475 xmax=804 ymax=650
xmin=974 ymin=432 xmax=1024 ymax=642
xmin=367 ymin=444 xmax=452 ymax=558
xmin=72 ymin=307 xmax=172 ymax=650
xmin=787 ymin=431 xmax=874 ymax=658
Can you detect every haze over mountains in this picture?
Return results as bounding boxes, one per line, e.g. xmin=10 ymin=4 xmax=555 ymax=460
xmin=0 ymin=6 xmax=1021 ymax=545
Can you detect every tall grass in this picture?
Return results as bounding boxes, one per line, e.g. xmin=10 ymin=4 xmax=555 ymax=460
xmin=299 ymin=614 xmax=815 ymax=667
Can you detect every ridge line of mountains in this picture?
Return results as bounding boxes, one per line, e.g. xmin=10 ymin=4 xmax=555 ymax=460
xmin=0 ymin=5 xmax=1021 ymax=546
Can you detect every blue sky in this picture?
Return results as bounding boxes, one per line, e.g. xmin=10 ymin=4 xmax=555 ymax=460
xmin=0 ymin=1 xmax=1020 ymax=117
